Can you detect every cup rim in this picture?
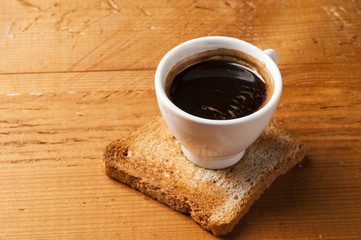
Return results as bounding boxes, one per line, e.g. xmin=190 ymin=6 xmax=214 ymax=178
xmin=155 ymin=36 xmax=282 ymax=126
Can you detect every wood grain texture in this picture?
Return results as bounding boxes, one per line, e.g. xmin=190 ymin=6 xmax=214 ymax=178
xmin=0 ymin=0 xmax=360 ymax=239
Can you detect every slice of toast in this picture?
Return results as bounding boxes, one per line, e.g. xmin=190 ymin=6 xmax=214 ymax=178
xmin=103 ymin=116 xmax=306 ymax=235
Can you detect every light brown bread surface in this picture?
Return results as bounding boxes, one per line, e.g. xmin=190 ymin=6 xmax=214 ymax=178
xmin=103 ymin=117 xmax=306 ymax=235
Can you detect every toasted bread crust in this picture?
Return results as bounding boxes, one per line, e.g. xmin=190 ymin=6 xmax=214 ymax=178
xmin=102 ymin=117 xmax=306 ymax=235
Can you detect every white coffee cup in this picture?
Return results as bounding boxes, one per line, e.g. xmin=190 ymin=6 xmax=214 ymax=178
xmin=155 ymin=36 xmax=282 ymax=169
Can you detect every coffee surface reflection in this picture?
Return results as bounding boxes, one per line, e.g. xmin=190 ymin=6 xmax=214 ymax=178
xmin=169 ymin=59 xmax=267 ymax=120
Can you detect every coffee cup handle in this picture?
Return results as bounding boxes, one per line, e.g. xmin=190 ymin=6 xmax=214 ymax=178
xmin=264 ymin=49 xmax=279 ymax=65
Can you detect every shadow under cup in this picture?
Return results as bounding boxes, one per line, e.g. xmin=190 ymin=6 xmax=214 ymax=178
xmin=155 ymin=37 xmax=282 ymax=169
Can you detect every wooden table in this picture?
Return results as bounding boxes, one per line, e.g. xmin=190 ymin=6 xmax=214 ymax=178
xmin=1 ymin=0 xmax=360 ymax=239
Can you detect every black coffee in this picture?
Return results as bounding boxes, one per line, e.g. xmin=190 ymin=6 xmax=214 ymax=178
xmin=169 ymin=59 xmax=267 ymax=120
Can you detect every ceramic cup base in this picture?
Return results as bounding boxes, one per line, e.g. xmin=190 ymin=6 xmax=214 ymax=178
xmin=181 ymin=145 xmax=245 ymax=169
